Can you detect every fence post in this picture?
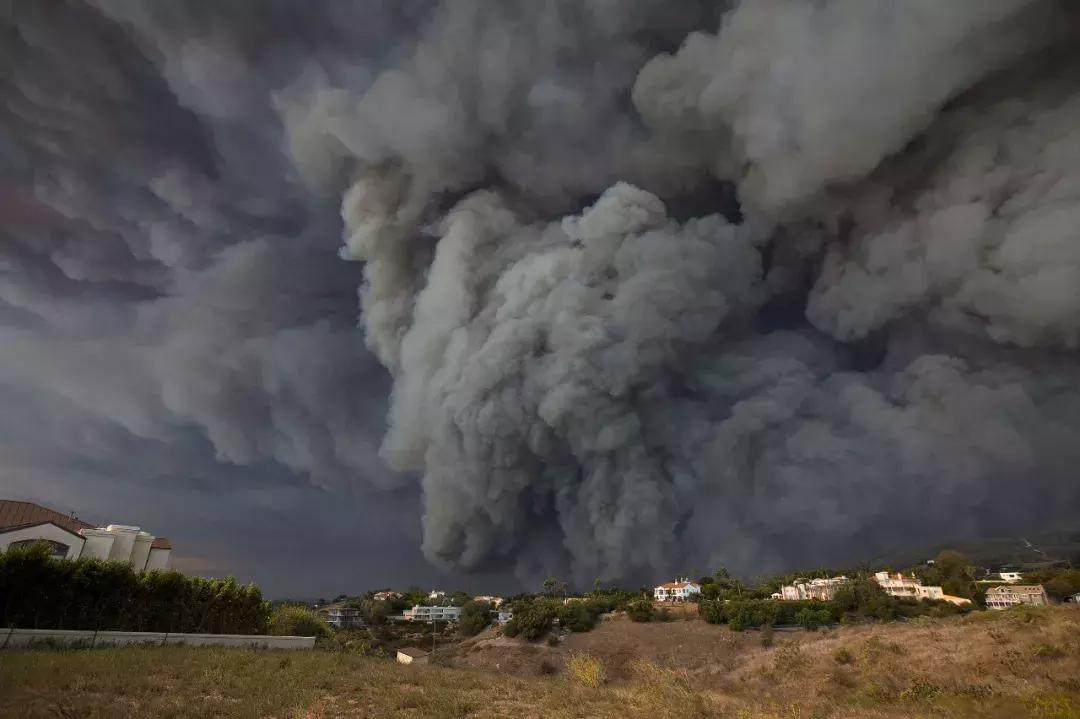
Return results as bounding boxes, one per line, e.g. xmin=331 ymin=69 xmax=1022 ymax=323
xmin=1 ymin=626 xmax=12 ymax=650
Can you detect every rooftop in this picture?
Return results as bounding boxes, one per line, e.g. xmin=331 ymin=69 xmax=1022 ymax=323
xmin=0 ymin=500 xmax=171 ymax=551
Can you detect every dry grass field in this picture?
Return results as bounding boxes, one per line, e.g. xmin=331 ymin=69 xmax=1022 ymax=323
xmin=2 ymin=606 xmax=1078 ymax=718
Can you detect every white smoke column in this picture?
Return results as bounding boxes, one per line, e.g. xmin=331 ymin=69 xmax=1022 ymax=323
xmin=634 ymin=0 xmax=1065 ymax=214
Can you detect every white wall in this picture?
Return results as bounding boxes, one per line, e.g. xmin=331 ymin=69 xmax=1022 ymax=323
xmin=0 ymin=524 xmax=84 ymax=560
xmin=106 ymin=525 xmax=140 ymax=563
xmin=145 ymin=547 xmax=171 ymax=572
xmin=79 ymin=529 xmax=115 ymax=560
xmin=131 ymin=532 xmax=154 ymax=570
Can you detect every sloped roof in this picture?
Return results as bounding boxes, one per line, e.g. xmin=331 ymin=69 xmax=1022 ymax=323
xmin=0 ymin=500 xmax=92 ymax=534
xmin=657 ymin=581 xmax=698 ymax=590
xmin=987 ymin=585 xmax=1045 ymax=594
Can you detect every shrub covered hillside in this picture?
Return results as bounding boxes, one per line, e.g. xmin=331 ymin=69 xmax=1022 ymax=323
xmin=0 ymin=542 xmax=269 ymax=634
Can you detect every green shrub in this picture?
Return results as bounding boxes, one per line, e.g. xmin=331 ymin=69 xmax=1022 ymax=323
xmin=0 ymin=542 xmax=269 ymax=634
xmin=628 ymin=600 xmax=654 ymax=623
xmin=458 ymin=601 xmax=492 ymax=637
xmin=267 ymin=606 xmax=330 ymax=638
xmin=503 ymin=601 xmax=555 ymax=640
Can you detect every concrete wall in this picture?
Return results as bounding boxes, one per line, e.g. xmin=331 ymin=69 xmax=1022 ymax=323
xmin=1 ymin=628 xmax=315 ymax=650
xmin=131 ymin=532 xmax=154 ymax=571
xmin=0 ymin=524 xmax=84 ymax=560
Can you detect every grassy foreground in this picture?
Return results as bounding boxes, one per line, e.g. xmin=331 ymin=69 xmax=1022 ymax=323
xmin=1 ymin=607 xmax=1079 ymax=718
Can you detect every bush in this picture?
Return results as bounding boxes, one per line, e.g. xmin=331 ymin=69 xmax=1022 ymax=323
xmin=628 ymin=600 xmax=654 ymax=623
xmin=557 ymin=601 xmax=602 ymax=632
xmin=503 ymin=601 xmax=555 ymax=640
xmin=458 ymin=601 xmax=492 ymax=637
xmin=546 ymin=634 xmax=559 ymax=647
xmin=267 ymin=606 xmax=330 ymax=638
xmin=833 ymin=647 xmax=855 ymax=665
xmin=0 ymin=542 xmax=269 ymax=634
xmin=760 ymin=623 xmax=775 ymax=648
xmin=567 ymin=652 xmax=606 ymax=688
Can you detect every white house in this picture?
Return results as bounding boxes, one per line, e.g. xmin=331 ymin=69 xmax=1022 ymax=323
xmin=319 ymin=604 xmax=364 ymax=629
xmin=985 ymin=585 xmax=1049 ymax=610
xmin=496 ymin=610 xmax=514 ymax=625
xmin=428 ymin=590 xmax=447 ymax=601
xmin=473 ymin=595 xmax=504 ymax=608
xmin=998 ymin=572 xmax=1023 ymax=584
xmin=653 ymin=579 xmax=702 ymax=602
xmin=403 ymin=605 xmax=462 ymax=623
xmin=779 ymin=577 xmax=850 ymax=601
xmin=0 ymin=500 xmax=172 ymax=571
xmin=373 ymin=591 xmax=402 ymax=602
xmin=873 ymin=571 xmax=971 ymax=606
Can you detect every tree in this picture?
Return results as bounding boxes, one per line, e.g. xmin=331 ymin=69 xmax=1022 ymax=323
xmin=543 ymin=578 xmax=558 ymax=598
xmin=459 ymin=601 xmax=492 ymax=636
xmin=267 ymin=606 xmax=330 ymax=638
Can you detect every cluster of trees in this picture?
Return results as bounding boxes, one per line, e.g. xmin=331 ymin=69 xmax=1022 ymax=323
xmin=502 ymin=598 xmax=608 ymax=640
xmin=699 ymin=579 xmax=971 ymax=631
xmin=0 ymin=543 xmax=269 ymax=634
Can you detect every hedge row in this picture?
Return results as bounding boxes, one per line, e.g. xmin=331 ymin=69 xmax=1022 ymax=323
xmin=0 ymin=542 xmax=269 ymax=634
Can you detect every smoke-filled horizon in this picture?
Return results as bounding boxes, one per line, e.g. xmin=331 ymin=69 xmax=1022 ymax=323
xmin=3 ymin=0 xmax=1080 ymax=591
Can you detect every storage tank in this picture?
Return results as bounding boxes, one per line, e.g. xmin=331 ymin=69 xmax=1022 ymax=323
xmin=78 ymin=528 xmax=115 ymax=560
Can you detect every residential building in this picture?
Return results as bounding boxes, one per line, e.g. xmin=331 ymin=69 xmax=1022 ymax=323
xmin=319 ymin=605 xmax=364 ymax=629
xmin=1068 ymin=593 xmax=1080 ymax=604
xmin=653 ymin=579 xmax=702 ymax=602
xmin=373 ymin=591 xmax=402 ymax=602
xmin=428 ymin=590 xmax=447 ymax=601
xmin=0 ymin=500 xmax=171 ymax=571
xmin=403 ymin=605 xmax=462 ymax=623
xmin=873 ymin=571 xmax=971 ymax=606
xmin=496 ymin=610 xmax=514 ymax=625
xmin=779 ymin=577 xmax=850 ymax=601
xmin=985 ymin=585 xmax=1050 ymax=610
xmin=998 ymin=572 xmax=1023 ymax=584
xmin=473 ymin=595 xmax=504 ymax=608
xmin=396 ymin=648 xmax=429 ymax=665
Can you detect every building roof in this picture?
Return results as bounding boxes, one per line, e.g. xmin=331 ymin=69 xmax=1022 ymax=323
xmin=0 ymin=500 xmax=93 ymax=535
xmin=656 ymin=581 xmax=699 ymax=590
xmin=0 ymin=500 xmax=171 ymax=550
xmin=987 ymin=585 xmax=1045 ymax=594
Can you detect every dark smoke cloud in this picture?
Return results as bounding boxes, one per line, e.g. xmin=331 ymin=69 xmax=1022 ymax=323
xmin=3 ymin=0 xmax=1080 ymax=591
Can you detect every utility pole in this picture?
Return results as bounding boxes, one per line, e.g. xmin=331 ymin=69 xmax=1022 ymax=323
xmin=432 ymin=616 xmax=437 ymax=657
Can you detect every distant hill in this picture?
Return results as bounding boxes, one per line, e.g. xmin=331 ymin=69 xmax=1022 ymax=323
xmin=866 ymin=528 xmax=1080 ymax=572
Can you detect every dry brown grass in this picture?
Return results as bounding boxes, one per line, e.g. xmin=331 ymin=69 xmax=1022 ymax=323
xmin=2 ymin=606 xmax=1079 ymax=718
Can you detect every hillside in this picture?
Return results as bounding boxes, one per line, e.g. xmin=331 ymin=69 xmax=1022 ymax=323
xmin=866 ymin=529 xmax=1080 ymax=572
xmin=3 ymin=606 xmax=1079 ymax=718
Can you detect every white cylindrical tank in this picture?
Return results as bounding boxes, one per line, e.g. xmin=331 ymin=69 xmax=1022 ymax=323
xmin=145 ymin=547 xmax=171 ymax=572
xmin=106 ymin=525 xmax=140 ymax=563
xmin=131 ymin=532 xmax=154 ymax=570
xmin=78 ymin=529 xmax=115 ymax=560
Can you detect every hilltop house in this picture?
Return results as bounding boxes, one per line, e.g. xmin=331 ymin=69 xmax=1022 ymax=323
xmin=403 ymin=605 xmax=462 ymax=623
xmin=473 ymin=595 xmax=504 ymax=608
xmin=318 ymin=604 xmax=364 ymax=629
xmin=780 ymin=577 xmax=850 ymax=601
xmin=0 ymin=500 xmax=171 ymax=571
xmin=374 ymin=591 xmax=403 ymax=602
xmin=654 ymin=579 xmax=702 ymax=602
xmin=985 ymin=585 xmax=1049 ymax=610
xmin=998 ymin=572 xmax=1023 ymax=584
xmin=873 ymin=571 xmax=971 ymax=606
xmin=428 ymin=590 xmax=447 ymax=601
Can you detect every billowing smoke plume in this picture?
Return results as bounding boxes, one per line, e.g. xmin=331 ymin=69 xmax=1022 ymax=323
xmin=4 ymin=0 xmax=1080 ymax=587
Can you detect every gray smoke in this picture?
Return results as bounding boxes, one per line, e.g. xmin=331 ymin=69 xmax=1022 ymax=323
xmin=4 ymin=0 xmax=1080 ymax=587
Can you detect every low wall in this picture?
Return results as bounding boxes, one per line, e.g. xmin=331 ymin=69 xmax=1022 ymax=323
xmin=1 ymin=628 xmax=315 ymax=650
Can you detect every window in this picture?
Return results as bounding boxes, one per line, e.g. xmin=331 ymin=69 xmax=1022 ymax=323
xmin=11 ymin=539 xmax=70 ymax=559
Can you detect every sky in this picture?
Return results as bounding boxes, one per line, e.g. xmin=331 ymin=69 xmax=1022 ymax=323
xmin=3 ymin=0 xmax=1080 ymax=597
